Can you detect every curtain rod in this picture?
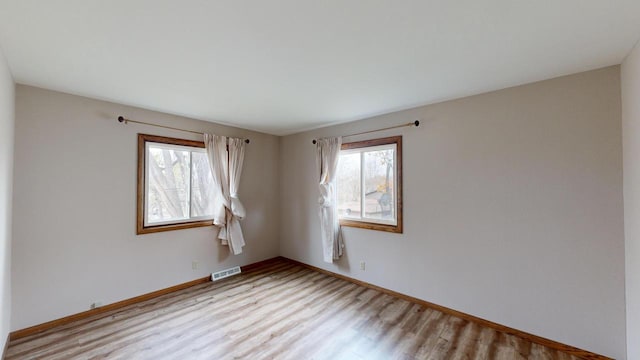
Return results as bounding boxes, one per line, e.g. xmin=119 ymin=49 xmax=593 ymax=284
xmin=117 ymin=116 xmax=250 ymax=143
xmin=311 ymin=120 xmax=419 ymax=144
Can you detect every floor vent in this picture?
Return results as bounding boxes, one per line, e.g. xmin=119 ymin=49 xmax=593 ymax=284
xmin=211 ymin=266 xmax=241 ymax=281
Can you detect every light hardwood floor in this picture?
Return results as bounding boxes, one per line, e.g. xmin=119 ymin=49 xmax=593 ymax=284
xmin=7 ymin=260 xmax=584 ymax=359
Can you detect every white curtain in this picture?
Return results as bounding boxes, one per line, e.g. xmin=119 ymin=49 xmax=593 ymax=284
xmin=316 ymin=137 xmax=343 ymax=263
xmin=204 ymin=134 xmax=247 ymax=255
xmin=226 ymin=137 xmax=246 ymax=253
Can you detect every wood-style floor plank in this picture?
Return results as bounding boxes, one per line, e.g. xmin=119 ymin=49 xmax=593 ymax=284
xmin=7 ymin=260 xmax=586 ymax=359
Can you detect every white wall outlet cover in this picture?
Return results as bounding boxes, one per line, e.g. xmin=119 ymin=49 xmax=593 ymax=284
xmin=90 ymin=301 xmax=103 ymax=309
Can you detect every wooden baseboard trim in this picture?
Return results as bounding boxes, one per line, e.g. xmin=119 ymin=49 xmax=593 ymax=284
xmin=9 ymin=257 xmax=281 ymax=341
xmin=281 ymin=257 xmax=611 ymax=360
xmin=1 ymin=333 xmax=8 ymax=360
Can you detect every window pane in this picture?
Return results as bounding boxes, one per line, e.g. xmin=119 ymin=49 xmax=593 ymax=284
xmin=337 ymin=152 xmax=361 ymax=218
xmin=147 ymin=146 xmax=190 ymax=224
xmin=191 ymin=151 xmax=215 ymax=217
xmin=363 ymin=148 xmax=395 ymax=222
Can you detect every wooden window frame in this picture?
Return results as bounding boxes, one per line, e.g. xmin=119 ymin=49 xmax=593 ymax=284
xmin=137 ymin=134 xmax=213 ymax=234
xmin=338 ymin=136 xmax=403 ymax=234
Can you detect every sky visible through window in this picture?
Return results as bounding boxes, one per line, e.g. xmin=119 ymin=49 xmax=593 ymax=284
xmin=146 ymin=143 xmax=214 ymax=225
xmin=337 ymin=144 xmax=396 ymax=224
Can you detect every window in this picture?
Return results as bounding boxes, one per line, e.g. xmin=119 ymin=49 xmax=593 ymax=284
xmin=137 ymin=134 xmax=215 ymax=234
xmin=336 ymin=136 xmax=402 ymax=233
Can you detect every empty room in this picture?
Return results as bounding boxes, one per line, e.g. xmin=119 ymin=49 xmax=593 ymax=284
xmin=1 ymin=1 xmax=640 ymax=359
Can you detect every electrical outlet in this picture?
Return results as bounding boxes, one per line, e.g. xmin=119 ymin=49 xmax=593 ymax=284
xmin=192 ymin=261 xmax=198 ymax=270
xmin=360 ymin=261 xmax=366 ymax=271
xmin=90 ymin=301 xmax=103 ymax=309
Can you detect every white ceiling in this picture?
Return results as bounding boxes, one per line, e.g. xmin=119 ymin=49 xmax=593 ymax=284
xmin=0 ymin=1 xmax=639 ymax=135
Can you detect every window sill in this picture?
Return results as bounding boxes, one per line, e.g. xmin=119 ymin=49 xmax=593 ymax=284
xmin=137 ymin=220 xmax=213 ymax=235
xmin=339 ymin=219 xmax=403 ymax=234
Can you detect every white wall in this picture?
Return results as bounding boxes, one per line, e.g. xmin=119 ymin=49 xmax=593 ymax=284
xmin=622 ymin=39 xmax=640 ymax=360
xmin=280 ymin=66 xmax=625 ymax=358
xmin=11 ymin=85 xmax=280 ymax=330
xmin=0 ymin=46 xmax=14 ymax=350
